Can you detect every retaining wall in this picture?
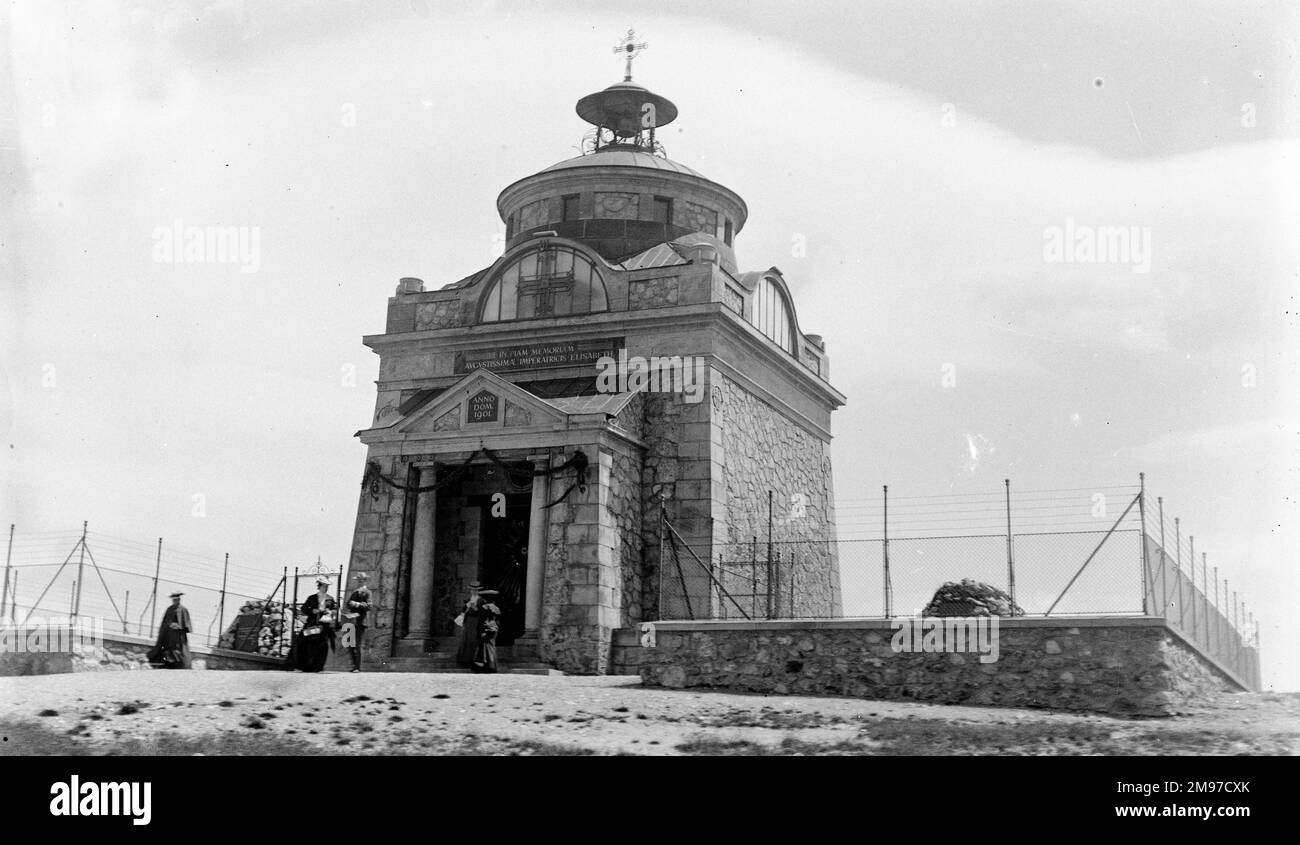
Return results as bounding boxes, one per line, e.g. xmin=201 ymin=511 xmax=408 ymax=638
xmin=636 ymin=617 xmax=1243 ymax=716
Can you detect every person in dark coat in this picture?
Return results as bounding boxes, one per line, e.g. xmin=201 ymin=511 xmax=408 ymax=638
xmin=295 ymin=578 xmax=337 ymax=673
xmin=343 ymin=572 xmax=372 ymax=673
xmin=472 ymin=588 xmax=501 ymax=674
xmin=454 ymin=582 xmax=482 ymax=667
xmin=150 ymin=592 xmax=192 ymax=669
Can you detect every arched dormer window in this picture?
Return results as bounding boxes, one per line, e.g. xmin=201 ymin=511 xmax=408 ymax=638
xmin=752 ymin=276 xmax=796 ymax=354
xmin=480 ymin=244 xmax=609 ymax=322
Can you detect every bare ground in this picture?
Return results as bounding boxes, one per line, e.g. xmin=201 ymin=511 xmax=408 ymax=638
xmin=1 ymin=671 xmax=1296 ymax=756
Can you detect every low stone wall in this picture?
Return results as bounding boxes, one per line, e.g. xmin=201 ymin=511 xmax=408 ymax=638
xmin=610 ymin=627 xmax=642 ymax=675
xmin=0 ymin=632 xmax=287 ymax=676
xmin=637 ymin=617 xmax=1243 ymax=716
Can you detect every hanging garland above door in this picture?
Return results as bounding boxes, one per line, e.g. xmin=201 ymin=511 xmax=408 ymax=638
xmin=361 ymin=448 xmax=589 ymax=510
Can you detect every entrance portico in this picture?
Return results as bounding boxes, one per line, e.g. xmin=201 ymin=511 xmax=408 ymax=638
xmin=353 ymin=369 xmax=646 ymax=671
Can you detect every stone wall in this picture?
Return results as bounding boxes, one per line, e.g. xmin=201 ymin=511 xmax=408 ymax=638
xmin=346 ymin=456 xmax=412 ymax=666
xmin=0 ymin=633 xmax=286 ymax=676
xmin=628 ymin=276 xmax=680 ymax=310
xmin=713 ymin=373 xmax=840 ymax=617
xmin=637 ymin=618 xmax=1241 ymax=716
xmin=638 ymin=392 xmax=682 ymax=621
xmin=609 ymin=627 xmax=643 ymax=675
xmin=538 ymin=447 xmax=622 ymax=674
xmin=611 ymin=449 xmax=645 ymax=624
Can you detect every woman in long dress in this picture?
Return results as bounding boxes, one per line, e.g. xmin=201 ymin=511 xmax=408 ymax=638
xmin=472 ymin=589 xmax=502 ymax=674
xmin=455 ymin=582 xmax=482 ymax=667
xmin=295 ymin=578 xmax=337 ymax=672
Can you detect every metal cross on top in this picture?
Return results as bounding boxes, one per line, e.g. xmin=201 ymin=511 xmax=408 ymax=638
xmin=614 ymin=28 xmax=648 ymax=82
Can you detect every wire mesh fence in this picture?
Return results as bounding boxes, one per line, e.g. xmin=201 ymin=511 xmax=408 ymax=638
xmin=666 ymin=530 xmax=1148 ymax=621
xmin=0 ymin=523 xmax=304 ymax=653
xmin=660 ymin=479 xmax=1261 ymax=689
xmin=1144 ymin=529 xmax=1261 ymax=690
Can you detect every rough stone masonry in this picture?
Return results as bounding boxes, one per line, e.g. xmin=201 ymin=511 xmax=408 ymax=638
xmin=638 ymin=617 xmax=1240 ymax=716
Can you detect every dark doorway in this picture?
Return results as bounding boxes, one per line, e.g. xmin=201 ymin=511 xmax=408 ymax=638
xmin=472 ymin=493 xmax=530 ymax=645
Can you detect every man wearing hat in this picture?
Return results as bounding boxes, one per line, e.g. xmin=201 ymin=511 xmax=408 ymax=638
xmin=150 ymin=592 xmax=192 ymax=669
xmin=343 ymin=572 xmax=373 ymax=672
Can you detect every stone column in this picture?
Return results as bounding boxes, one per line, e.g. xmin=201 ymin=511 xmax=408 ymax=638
xmin=401 ymin=466 xmax=437 ymax=652
xmin=524 ymin=458 xmax=549 ymax=632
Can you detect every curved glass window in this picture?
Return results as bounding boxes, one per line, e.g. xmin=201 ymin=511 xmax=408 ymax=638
xmin=481 ymin=245 xmax=608 ymax=322
xmin=752 ymin=276 xmax=796 ymax=354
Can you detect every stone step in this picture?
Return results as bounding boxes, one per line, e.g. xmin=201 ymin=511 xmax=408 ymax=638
xmin=386 ymin=646 xmax=539 ymax=661
xmin=370 ymin=657 xmax=559 ymax=675
xmin=369 ymin=665 xmax=559 ymax=675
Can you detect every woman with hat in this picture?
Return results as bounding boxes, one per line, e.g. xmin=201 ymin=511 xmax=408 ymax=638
xmin=454 ymin=582 xmax=483 ymax=667
xmin=295 ymin=577 xmax=338 ymax=672
xmin=472 ymin=588 xmax=502 ymax=674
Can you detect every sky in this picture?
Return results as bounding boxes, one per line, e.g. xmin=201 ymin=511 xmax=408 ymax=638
xmin=1 ymin=1 xmax=1297 ymax=687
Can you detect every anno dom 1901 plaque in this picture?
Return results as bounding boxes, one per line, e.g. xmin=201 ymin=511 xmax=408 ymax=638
xmin=454 ymin=337 xmax=624 ymax=374
xmin=467 ymin=390 xmax=499 ymax=423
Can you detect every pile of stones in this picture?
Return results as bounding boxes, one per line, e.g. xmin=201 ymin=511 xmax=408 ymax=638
xmin=921 ymin=578 xmax=1026 ymax=617
xmin=218 ymin=600 xmax=299 ymax=657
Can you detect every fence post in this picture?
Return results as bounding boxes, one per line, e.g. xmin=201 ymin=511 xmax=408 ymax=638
xmin=1137 ymin=474 xmax=1150 ymax=614
xmin=1004 ymin=478 xmax=1015 ymax=609
xmin=1174 ymin=518 xmax=1183 ymax=628
xmin=9 ymin=569 xmax=16 ymax=619
xmin=73 ymin=521 xmax=88 ymax=616
xmin=123 ymin=591 xmax=130 ymax=634
xmin=150 ymin=538 xmax=162 ymax=637
xmin=715 ymin=552 xmax=724 ymax=619
xmin=1248 ymin=616 xmax=1258 ymax=686
xmin=1156 ymin=498 xmax=1167 ymax=619
xmin=787 ymin=550 xmax=794 ymax=618
xmin=2 ymin=523 xmax=13 ymax=620
xmin=1224 ymin=577 xmax=1231 ymax=663
xmin=1241 ymin=605 xmax=1248 ymax=675
xmin=1233 ymin=590 xmax=1240 ymax=673
xmin=882 ymin=484 xmax=892 ymax=619
xmin=281 ymin=566 xmax=289 ymax=654
xmin=217 ymin=553 xmax=230 ymax=647
xmin=1206 ymin=569 xmax=1216 ymax=660
xmin=750 ymin=537 xmax=758 ymax=619
xmin=69 ymin=580 xmax=77 ymax=615
xmin=1200 ymin=553 xmax=1209 ymax=651
xmin=1189 ymin=535 xmax=1197 ymax=642
xmin=766 ymin=490 xmax=774 ymax=619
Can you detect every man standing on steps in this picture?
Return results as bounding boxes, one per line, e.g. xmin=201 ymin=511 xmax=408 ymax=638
xmin=343 ymin=572 xmax=373 ymax=673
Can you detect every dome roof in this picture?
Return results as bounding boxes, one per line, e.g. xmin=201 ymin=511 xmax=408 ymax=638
xmin=538 ymin=148 xmax=704 ymax=179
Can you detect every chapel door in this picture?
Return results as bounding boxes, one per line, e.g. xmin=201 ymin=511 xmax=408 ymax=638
xmin=479 ymin=494 xmax=530 ymax=646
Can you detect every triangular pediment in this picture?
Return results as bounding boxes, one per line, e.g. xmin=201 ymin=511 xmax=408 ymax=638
xmin=395 ymin=370 xmax=568 ymax=435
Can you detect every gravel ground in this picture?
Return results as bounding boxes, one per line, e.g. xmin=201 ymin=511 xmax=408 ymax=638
xmin=1 ymin=671 xmax=1297 ymax=755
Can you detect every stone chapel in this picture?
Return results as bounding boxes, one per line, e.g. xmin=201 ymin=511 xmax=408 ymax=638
xmin=343 ymin=35 xmax=845 ymax=673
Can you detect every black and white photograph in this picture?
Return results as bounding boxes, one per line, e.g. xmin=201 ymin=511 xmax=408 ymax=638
xmin=0 ymin=0 xmax=1296 ymax=819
